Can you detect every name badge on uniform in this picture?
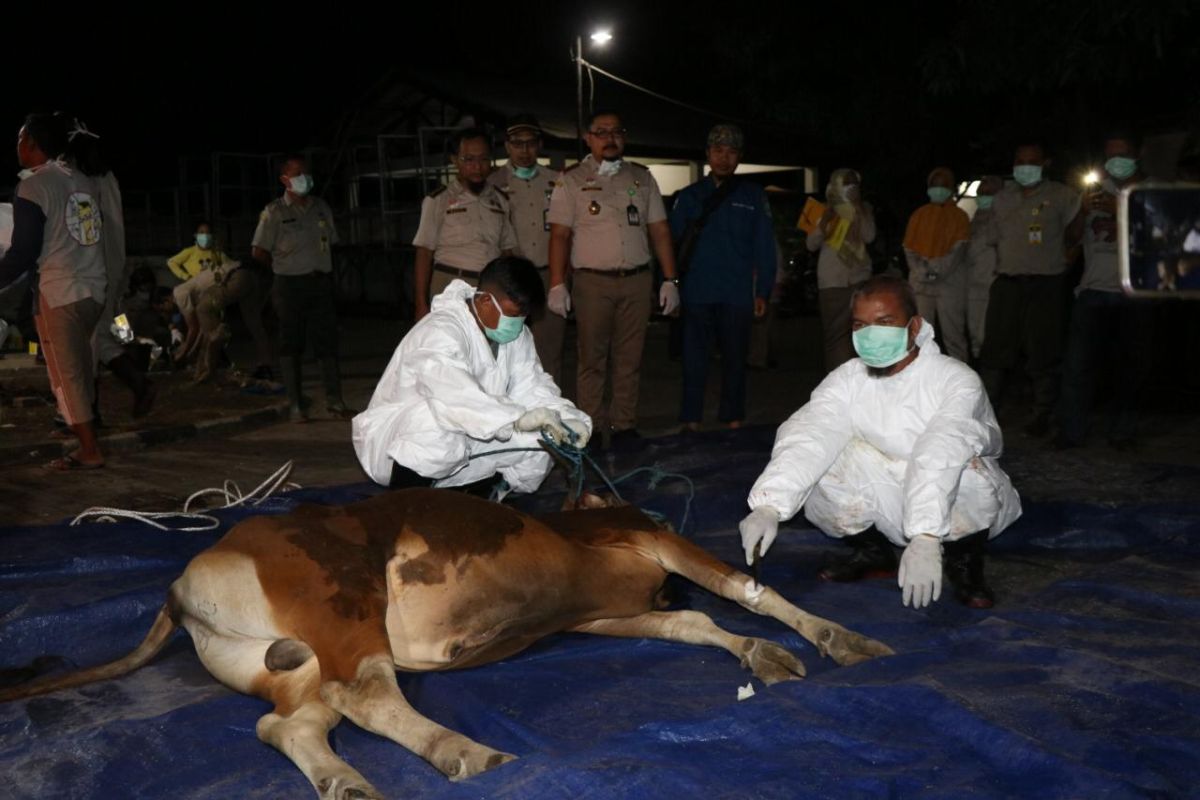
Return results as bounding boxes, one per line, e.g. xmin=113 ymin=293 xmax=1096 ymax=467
xmin=588 ymin=200 xmax=602 ymax=216
xmin=1028 ymin=224 xmax=1043 ymax=245
xmin=446 ymin=207 xmax=468 ymax=215
xmin=626 ymin=204 xmax=641 ymax=226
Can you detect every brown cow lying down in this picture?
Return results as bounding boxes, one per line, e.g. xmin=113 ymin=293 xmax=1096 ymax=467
xmin=0 ymin=488 xmax=893 ymax=800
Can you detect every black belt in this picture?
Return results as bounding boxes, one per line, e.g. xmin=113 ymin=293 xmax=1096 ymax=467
xmin=573 ymin=264 xmax=650 ymax=277
xmin=277 ymin=270 xmax=332 ymax=280
xmin=434 ymin=263 xmax=482 ymax=278
xmin=996 ymin=273 xmax=1061 ymax=282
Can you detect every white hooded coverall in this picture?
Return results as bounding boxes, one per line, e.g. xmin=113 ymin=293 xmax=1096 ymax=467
xmin=746 ymin=322 xmax=1020 ymax=546
xmin=352 ymin=280 xmax=591 ymax=492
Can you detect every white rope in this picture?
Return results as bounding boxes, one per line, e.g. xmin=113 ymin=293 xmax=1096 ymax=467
xmin=67 ymin=118 xmax=100 ymax=142
xmin=70 ymin=461 xmax=300 ymax=531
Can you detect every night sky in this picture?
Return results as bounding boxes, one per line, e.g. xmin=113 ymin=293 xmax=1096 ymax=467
xmin=5 ymin=1 xmax=1198 ymax=202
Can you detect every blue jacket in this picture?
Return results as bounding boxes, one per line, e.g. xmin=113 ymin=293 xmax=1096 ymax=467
xmin=669 ymin=177 xmax=777 ymax=306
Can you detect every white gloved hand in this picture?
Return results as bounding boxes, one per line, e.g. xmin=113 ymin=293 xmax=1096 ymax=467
xmin=898 ymin=534 xmax=943 ymax=609
xmin=563 ymin=419 xmax=591 ymax=447
xmin=739 ymin=507 xmax=780 ymax=566
xmin=547 ymin=283 xmax=571 ymax=317
xmin=659 ymin=281 xmax=680 ymax=315
xmin=515 ymin=407 xmax=568 ymax=443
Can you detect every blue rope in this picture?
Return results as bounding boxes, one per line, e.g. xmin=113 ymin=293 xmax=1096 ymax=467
xmin=460 ymin=431 xmax=695 ymax=533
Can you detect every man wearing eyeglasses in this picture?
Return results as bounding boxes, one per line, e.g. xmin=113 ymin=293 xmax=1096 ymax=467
xmin=413 ymin=128 xmax=517 ymax=321
xmin=487 ymin=115 xmax=566 ymax=383
xmin=547 ymin=110 xmax=680 ymax=445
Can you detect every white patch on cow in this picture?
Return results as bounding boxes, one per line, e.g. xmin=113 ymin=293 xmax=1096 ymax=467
xmin=743 ymin=578 xmax=765 ymax=605
xmin=737 ymin=682 xmax=756 ymax=701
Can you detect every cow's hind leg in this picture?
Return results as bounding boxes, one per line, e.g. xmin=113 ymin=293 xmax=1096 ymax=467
xmin=320 ymin=654 xmax=516 ymax=782
xmin=571 ymin=610 xmax=805 ymax=684
xmin=194 ymin=631 xmax=381 ymax=800
xmin=630 ymin=532 xmax=895 ymax=666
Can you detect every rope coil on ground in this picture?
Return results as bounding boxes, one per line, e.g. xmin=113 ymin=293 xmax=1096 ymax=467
xmin=70 ymin=461 xmax=300 ymax=531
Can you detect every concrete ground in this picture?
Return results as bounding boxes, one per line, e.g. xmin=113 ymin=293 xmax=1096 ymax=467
xmin=2 ymin=310 xmax=1198 ymax=528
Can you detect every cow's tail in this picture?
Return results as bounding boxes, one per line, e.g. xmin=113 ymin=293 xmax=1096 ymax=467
xmin=0 ymin=598 xmax=179 ymax=702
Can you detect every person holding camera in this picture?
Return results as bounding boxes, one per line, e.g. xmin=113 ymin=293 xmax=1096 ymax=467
xmin=1056 ymin=131 xmax=1152 ymax=450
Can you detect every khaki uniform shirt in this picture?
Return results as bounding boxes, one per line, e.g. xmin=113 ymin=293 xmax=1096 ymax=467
xmin=547 ymin=155 xmax=666 ymax=269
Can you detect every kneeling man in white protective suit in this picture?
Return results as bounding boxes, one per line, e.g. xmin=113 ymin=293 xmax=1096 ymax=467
xmin=740 ymin=275 xmax=1021 ymax=609
xmin=353 ymin=256 xmax=591 ymax=496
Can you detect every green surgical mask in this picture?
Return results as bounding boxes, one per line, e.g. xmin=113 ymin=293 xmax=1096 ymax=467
xmin=475 ymin=293 xmax=526 ymax=344
xmin=927 ymin=187 xmax=953 ymax=204
xmin=513 ymin=164 xmax=537 ymax=180
xmin=852 ymin=322 xmax=914 ymax=368
xmin=976 ymin=195 xmax=995 ymax=210
xmin=1013 ymin=165 xmax=1043 ymax=187
xmin=195 ymin=233 xmax=212 ymax=248
xmin=1105 ymin=156 xmax=1137 ymax=181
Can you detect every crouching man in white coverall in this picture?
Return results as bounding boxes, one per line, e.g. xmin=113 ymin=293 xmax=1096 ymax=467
xmin=740 ymin=276 xmax=1021 ymax=608
xmin=353 ymin=256 xmax=591 ymax=495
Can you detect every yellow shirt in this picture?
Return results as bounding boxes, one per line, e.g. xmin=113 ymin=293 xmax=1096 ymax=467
xmin=167 ymin=245 xmax=227 ymax=281
xmin=903 ymin=202 xmax=970 ymax=260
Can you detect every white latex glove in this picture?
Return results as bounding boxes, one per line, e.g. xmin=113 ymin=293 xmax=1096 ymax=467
xmin=563 ymin=419 xmax=591 ymax=447
xmin=515 ymin=407 xmax=569 ymax=443
xmin=898 ymin=534 xmax=943 ymax=609
xmin=739 ymin=507 xmax=780 ymax=566
xmin=659 ymin=281 xmax=680 ymax=315
xmin=547 ymin=283 xmax=571 ymax=318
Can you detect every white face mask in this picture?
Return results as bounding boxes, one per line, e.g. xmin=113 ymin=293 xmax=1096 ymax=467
xmin=289 ymin=174 xmax=314 ymax=196
xmin=596 ymin=159 xmax=622 ymax=177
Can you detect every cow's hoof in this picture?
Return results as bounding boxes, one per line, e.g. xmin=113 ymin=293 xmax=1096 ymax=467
xmin=315 ymin=775 xmax=384 ymax=800
xmin=816 ymin=624 xmax=895 ymax=666
xmin=739 ymin=638 xmax=805 ymax=685
xmin=437 ymin=738 xmax=517 ymax=782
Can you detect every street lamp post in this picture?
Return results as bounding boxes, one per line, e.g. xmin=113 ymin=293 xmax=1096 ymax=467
xmin=574 ymin=29 xmax=612 ymax=160
xmin=575 ymin=35 xmax=583 ymax=160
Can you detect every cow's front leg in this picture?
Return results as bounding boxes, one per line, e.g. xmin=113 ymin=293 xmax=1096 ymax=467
xmin=571 ymin=610 xmax=805 ymax=685
xmin=630 ymin=533 xmax=895 ymax=666
xmin=320 ymin=655 xmax=517 ymax=782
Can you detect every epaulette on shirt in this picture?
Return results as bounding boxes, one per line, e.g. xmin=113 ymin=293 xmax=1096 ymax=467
xmin=627 ymin=161 xmax=649 ymax=172
xmin=562 ymin=163 xmax=582 ymax=173
xmin=427 ymin=185 xmax=447 ymax=198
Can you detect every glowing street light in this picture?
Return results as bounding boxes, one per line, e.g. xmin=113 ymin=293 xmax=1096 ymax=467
xmin=575 ymin=29 xmax=614 ymax=157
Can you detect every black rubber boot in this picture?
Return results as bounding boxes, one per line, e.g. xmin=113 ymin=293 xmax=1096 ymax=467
xmin=817 ymin=527 xmax=898 ymax=582
xmin=389 ymin=463 xmax=431 ymax=490
xmin=943 ymin=530 xmax=995 ymax=609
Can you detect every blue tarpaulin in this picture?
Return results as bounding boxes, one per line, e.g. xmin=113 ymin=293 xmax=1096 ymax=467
xmin=1 ymin=427 xmax=1198 ymax=799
